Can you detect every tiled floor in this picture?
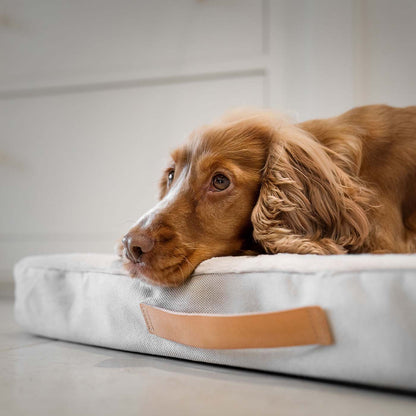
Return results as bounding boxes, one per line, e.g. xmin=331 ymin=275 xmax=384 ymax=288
xmin=1 ymin=297 xmax=416 ymax=416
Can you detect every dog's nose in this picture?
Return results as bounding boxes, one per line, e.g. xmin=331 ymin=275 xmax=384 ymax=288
xmin=122 ymin=232 xmax=155 ymax=263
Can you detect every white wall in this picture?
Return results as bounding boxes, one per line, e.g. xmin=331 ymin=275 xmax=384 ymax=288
xmin=269 ymin=0 xmax=416 ymax=120
xmin=1 ymin=0 xmax=415 ymax=287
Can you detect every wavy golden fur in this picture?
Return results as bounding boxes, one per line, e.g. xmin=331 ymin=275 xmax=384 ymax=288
xmin=120 ymin=105 xmax=416 ymax=286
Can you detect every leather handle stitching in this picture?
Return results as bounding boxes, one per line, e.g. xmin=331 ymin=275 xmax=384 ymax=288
xmin=140 ymin=304 xmax=155 ymax=333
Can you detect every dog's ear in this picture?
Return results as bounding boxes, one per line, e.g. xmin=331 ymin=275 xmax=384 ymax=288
xmin=251 ymin=123 xmax=372 ymax=254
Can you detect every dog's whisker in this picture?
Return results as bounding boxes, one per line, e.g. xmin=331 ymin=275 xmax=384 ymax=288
xmin=177 ymin=262 xmax=185 ymax=282
xmin=182 ymin=255 xmax=195 ymax=271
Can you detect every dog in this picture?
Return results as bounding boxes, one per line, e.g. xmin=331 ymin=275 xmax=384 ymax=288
xmin=119 ymin=104 xmax=416 ymax=286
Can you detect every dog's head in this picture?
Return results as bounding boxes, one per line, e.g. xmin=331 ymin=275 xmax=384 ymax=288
xmin=121 ymin=110 xmax=370 ymax=286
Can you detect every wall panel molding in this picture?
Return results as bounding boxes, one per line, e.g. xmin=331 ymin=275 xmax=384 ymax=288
xmin=0 ymin=58 xmax=267 ymax=99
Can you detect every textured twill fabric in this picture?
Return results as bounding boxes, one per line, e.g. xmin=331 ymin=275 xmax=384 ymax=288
xmin=14 ymin=253 xmax=416 ymax=391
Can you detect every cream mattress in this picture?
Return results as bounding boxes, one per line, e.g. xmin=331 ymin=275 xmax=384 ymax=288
xmin=14 ymin=253 xmax=416 ymax=391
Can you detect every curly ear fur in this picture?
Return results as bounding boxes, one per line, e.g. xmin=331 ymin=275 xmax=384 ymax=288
xmin=251 ymin=122 xmax=373 ymax=254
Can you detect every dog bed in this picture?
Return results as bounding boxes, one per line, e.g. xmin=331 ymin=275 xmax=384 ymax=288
xmin=14 ymin=253 xmax=416 ymax=391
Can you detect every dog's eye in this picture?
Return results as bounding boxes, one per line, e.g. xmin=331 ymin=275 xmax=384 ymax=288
xmin=167 ymin=170 xmax=174 ymax=186
xmin=212 ymin=174 xmax=230 ymax=191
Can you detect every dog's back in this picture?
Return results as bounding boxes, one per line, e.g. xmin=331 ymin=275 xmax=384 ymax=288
xmin=300 ymin=105 xmax=416 ymax=251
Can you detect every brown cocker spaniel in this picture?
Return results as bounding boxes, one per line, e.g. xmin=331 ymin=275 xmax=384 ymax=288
xmin=120 ymin=104 xmax=416 ymax=286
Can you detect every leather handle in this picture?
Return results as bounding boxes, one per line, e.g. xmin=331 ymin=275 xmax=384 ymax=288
xmin=140 ymin=304 xmax=333 ymax=349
